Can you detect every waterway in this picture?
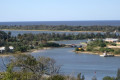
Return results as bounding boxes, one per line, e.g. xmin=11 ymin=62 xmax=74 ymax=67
xmin=29 ymin=47 xmax=120 ymax=80
xmin=0 ymin=31 xmax=120 ymax=80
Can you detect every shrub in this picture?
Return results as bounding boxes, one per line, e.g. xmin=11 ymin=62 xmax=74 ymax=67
xmin=99 ymin=48 xmax=114 ymax=53
xmin=103 ymin=76 xmax=115 ymax=80
xmin=86 ymin=46 xmax=93 ymax=51
xmin=114 ymin=50 xmax=120 ymax=54
xmin=111 ymin=43 xmax=116 ymax=46
xmin=39 ymin=42 xmax=60 ymax=47
xmin=48 ymin=75 xmax=65 ymax=80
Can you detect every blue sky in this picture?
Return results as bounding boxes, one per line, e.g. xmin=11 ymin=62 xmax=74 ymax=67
xmin=0 ymin=0 xmax=120 ymax=21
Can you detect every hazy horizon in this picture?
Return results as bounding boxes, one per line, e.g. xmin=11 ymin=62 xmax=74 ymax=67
xmin=0 ymin=20 xmax=120 ymax=22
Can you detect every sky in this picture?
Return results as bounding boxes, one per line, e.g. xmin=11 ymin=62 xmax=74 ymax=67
xmin=0 ymin=0 xmax=120 ymax=22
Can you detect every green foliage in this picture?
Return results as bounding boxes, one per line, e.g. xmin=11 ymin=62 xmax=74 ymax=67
xmin=0 ymin=31 xmax=8 ymax=40
xmin=0 ymin=30 xmax=119 ymax=54
xmin=117 ymin=68 xmax=120 ymax=80
xmin=5 ymin=44 xmax=10 ymax=53
xmin=87 ymin=40 xmax=106 ymax=52
xmin=24 ymin=55 xmax=37 ymax=66
xmin=111 ymin=43 xmax=117 ymax=46
xmin=86 ymin=40 xmax=116 ymax=53
xmin=0 ymin=25 xmax=120 ymax=32
xmin=40 ymin=42 xmax=61 ymax=47
xmin=114 ymin=50 xmax=120 ymax=54
xmin=99 ymin=42 xmax=106 ymax=47
xmin=75 ymin=48 xmax=79 ymax=51
xmin=105 ymin=48 xmax=114 ymax=52
xmin=87 ymin=40 xmax=106 ymax=47
xmin=2 ymin=64 xmax=14 ymax=80
xmin=103 ymin=76 xmax=115 ymax=80
xmin=99 ymin=47 xmax=106 ymax=52
xmin=48 ymin=75 xmax=65 ymax=80
xmin=86 ymin=46 xmax=93 ymax=51
xmin=15 ymin=45 xmax=28 ymax=52
xmin=10 ymin=54 xmax=61 ymax=80
xmin=77 ymin=73 xmax=85 ymax=80
xmin=100 ymin=48 xmax=114 ymax=53
xmin=77 ymin=73 xmax=81 ymax=80
xmin=81 ymin=75 xmax=85 ymax=80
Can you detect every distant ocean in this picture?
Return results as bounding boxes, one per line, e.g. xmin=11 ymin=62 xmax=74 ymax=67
xmin=0 ymin=20 xmax=120 ymax=26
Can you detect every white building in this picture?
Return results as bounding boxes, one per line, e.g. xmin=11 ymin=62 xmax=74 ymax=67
xmin=9 ymin=46 xmax=14 ymax=50
xmin=104 ymin=38 xmax=119 ymax=42
xmin=0 ymin=46 xmax=14 ymax=53
xmin=0 ymin=47 xmax=5 ymax=53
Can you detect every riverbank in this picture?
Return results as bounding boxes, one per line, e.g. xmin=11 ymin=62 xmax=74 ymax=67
xmin=1 ymin=29 xmax=103 ymax=32
xmin=74 ymin=51 xmax=120 ymax=56
xmin=0 ymin=47 xmax=51 ymax=57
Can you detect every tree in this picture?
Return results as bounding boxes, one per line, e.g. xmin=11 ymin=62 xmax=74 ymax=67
xmin=77 ymin=73 xmax=81 ymax=80
xmin=103 ymin=76 xmax=115 ymax=80
xmin=2 ymin=64 xmax=14 ymax=80
xmin=48 ymin=75 xmax=65 ymax=80
xmin=5 ymin=44 xmax=10 ymax=53
xmin=117 ymin=68 xmax=120 ymax=80
xmin=82 ymin=75 xmax=85 ymax=80
xmin=11 ymin=54 xmax=61 ymax=79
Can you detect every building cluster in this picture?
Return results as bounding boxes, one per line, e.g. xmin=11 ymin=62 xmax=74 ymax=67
xmin=0 ymin=46 xmax=14 ymax=53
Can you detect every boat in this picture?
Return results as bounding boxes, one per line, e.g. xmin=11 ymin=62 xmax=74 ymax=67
xmin=100 ymin=52 xmax=114 ymax=57
xmin=100 ymin=54 xmax=114 ymax=57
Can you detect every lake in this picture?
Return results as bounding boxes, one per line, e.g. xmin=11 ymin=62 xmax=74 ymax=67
xmin=1 ymin=30 xmax=114 ymax=37
xmin=0 ymin=32 xmax=120 ymax=80
xmin=0 ymin=47 xmax=120 ymax=80
xmin=29 ymin=47 xmax=120 ymax=80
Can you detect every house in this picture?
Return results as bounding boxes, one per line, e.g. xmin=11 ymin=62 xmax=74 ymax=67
xmin=9 ymin=46 xmax=14 ymax=52
xmin=104 ymin=38 xmax=119 ymax=42
xmin=0 ymin=47 xmax=5 ymax=53
xmin=9 ymin=46 xmax=14 ymax=50
xmin=0 ymin=46 xmax=14 ymax=53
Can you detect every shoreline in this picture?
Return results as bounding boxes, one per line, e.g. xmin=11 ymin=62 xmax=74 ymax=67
xmin=0 ymin=47 xmax=51 ymax=57
xmin=1 ymin=29 xmax=104 ymax=33
xmin=74 ymin=51 xmax=120 ymax=56
xmin=1 ymin=47 xmax=120 ymax=57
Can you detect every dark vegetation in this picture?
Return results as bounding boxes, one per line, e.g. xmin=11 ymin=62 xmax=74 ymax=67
xmin=0 ymin=25 xmax=120 ymax=80
xmin=86 ymin=40 xmax=107 ymax=51
xmin=1 ymin=25 xmax=120 ymax=32
xmin=0 ymin=31 xmax=62 ymax=54
xmin=86 ymin=40 xmax=120 ymax=54
xmin=0 ymin=30 xmax=120 ymax=54
xmin=102 ymin=69 xmax=120 ymax=80
xmin=0 ymin=54 xmax=85 ymax=80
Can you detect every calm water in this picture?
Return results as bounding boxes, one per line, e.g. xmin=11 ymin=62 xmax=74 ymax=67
xmin=3 ymin=30 xmax=120 ymax=37
xmin=29 ymin=47 xmax=120 ymax=80
xmin=1 ymin=47 xmax=120 ymax=80
xmin=0 ymin=37 xmax=120 ymax=80
xmin=0 ymin=21 xmax=120 ymax=26
xmin=2 ymin=30 xmax=105 ymax=36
